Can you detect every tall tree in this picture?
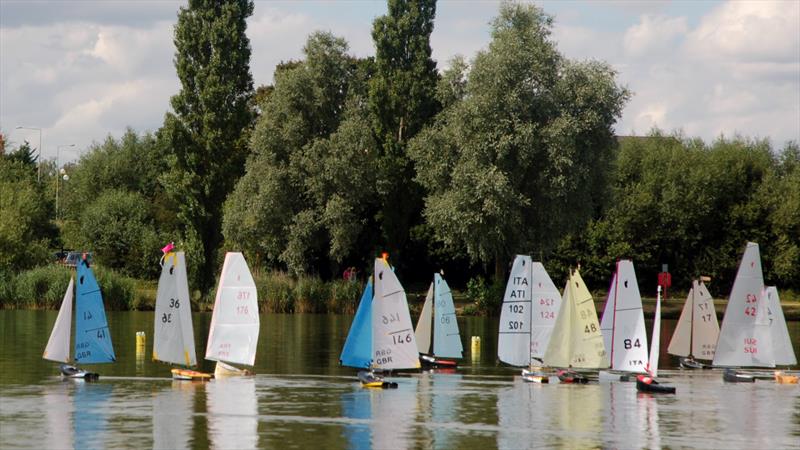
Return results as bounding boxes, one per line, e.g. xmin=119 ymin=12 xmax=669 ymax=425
xmin=159 ymin=0 xmax=255 ymax=291
xmin=409 ymin=3 xmax=629 ymax=280
xmin=369 ymin=0 xmax=440 ymax=263
xmin=223 ymin=32 xmax=368 ymax=274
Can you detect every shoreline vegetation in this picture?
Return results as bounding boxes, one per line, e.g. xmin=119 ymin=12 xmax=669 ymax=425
xmin=2 ymin=263 xmax=798 ymax=320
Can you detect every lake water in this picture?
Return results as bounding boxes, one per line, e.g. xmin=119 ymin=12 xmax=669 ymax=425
xmin=1 ymin=310 xmax=798 ymax=449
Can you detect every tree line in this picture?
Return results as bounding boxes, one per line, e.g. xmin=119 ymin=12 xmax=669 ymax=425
xmin=1 ymin=1 xmax=797 ymax=309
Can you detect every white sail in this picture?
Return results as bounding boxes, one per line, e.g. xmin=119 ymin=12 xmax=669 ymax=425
xmin=605 ymin=261 xmax=648 ymax=373
xmin=43 ymin=277 xmax=74 ymax=363
xmin=153 ymin=252 xmax=197 ymax=367
xmin=498 ymin=255 xmax=532 ymax=367
xmin=599 ymin=272 xmax=616 ymax=361
xmin=433 ymin=273 xmax=462 ymax=358
xmin=205 ymin=252 xmax=260 ymax=366
xmin=543 ymin=269 xmax=608 ymax=368
xmin=713 ymin=242 xmax=773 ymax=367
xmin=667 ymin=280 xmax=719 ymax=360
xmin=647 ymin=287 xmax=663 ymax=377
xmin=414 ymin=283 xmax=434 ymax=354
xmin=372 ymin=258 xmax=420 ymax=370
xmin=529 ymin=262 xmax=561 ymax=361
xmin=764 ymin=287 xmax=797 ymax=366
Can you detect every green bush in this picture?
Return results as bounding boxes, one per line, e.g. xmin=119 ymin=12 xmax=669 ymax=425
xmin=256 ymin=271 xmax=295 ymax=313
xmin=2 ymin=264 xmax=134 ymax=310
xmin=7 ymin=265 xmax=72 ymax=309
xmin=466 ymin=276 xmax=504 ymax=316
xmin=294 ymin=276 xmax=329 ymax=313
xmin=329 ymin=280 xmax=363 ymax=314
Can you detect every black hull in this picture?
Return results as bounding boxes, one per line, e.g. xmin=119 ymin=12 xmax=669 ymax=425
xmin=636 ymin=376 xmax=676 ymax=394
xmin=419 ymin=354 xmax=458 ymax=369
xmin=679 ymin=357 xmax=708 ymax=370
xmin=723 ymin=369 xmax=755 ymax=383
xmin=557 ymin=369 xmax=589 ymax=384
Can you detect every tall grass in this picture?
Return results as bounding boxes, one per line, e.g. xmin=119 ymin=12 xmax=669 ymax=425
xmin=1 ymin=264 xmax=135 ymax=310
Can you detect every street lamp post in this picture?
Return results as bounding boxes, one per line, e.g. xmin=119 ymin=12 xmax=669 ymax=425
xmin=56 ymin=144 xmax=75 ymax=221
xmin=15 ymin=126 xmax=42 ymax=183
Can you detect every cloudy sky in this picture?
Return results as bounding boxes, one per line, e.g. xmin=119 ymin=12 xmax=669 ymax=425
xmin=1 ymin=0 xmax=798 ymax=163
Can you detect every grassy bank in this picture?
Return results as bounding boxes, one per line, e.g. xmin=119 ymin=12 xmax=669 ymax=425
xmin=3 ymin=264 xmax=800 ymax=320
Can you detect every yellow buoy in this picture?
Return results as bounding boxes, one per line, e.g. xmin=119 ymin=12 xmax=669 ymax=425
xmin=135 ymin=331 xmax=146 ymax=355
xmin=471 ymin=336 xmax=481 ymax=361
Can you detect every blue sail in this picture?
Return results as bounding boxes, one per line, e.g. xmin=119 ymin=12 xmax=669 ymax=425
xmin=433 ymin=273 xmax=463 ymax=359
xmin=340 ymin=280 xmax=373 ymax=368
xmin=75 ymin=259 xmax=116 ymax=364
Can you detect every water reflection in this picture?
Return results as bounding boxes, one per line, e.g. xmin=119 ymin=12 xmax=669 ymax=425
xmin=43 ymin=383 xmax=73 ymax=449
xmin=636 ymin=392 xmax=662 ymax=449
xmin=152 ymin=382 xmax=196 ymax=449
xmin=73 ymin=382 xmax=113 ymax=449
xmin=207 ymin=377 xmax=258 ymax=449
xmin=341 ymin=377 xmax=419 ymax=449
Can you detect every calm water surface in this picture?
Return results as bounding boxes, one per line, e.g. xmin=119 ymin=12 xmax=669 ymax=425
xmin=1 ymin=310 xmax=798 ymax=449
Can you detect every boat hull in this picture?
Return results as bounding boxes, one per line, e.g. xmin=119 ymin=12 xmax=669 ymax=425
xmin=636 ymin=375 xmax=676 ymax=394
xmin=557 ymin=369 xmax=589 ymax=384
xmin=521 ymin=369 xmax=549 ymax=383
xmin=419 ymin=354 xmax=458 ymax=369
xmin=60 ymin=364 xmax=99 ymax=381
xmin=774 ymin=371 xmax=799 ymax=384
xmin=214 ymin=361 xmax=254 ymax=377
xmin=679 ymin=357 xmax=708 ymax=370
xmin=357 ymin=370 xmax=398 ymax=389
xmin=171 ymin=368 xmax=212 ymax=381
xmin=722 ymin=368 xmax=755 ymax=383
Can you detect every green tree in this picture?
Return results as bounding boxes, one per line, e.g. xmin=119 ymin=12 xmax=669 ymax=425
xmin=0 ymin=158 xmax=56 ymax=273
xmin=224 ymin=32 xmax=367 ymax=274
xmin=71 ymin=190 xmax=164 ymax=278
xmin=369 ymin=0 xmax=440 ymax=263
xmin=5 ymin=141 xmax=38 ymax=168
xmin=409 ymin=3 xmax=629 ymax=280
xmin=159 ymin=0 xmax=255 ymax=291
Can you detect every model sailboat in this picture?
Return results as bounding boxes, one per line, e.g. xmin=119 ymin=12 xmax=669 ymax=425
xmin=636 ymin=286 xmax=675 ymax=393
xmin=43 ymin=256 xmax=115 ymax=379
xmin=205 ymin=252 xmax=260 ymax=377
xmin=153 ymin=245 xmax=210 ymax=381
xmin=340 ymin=257 xmax=421 ymax=387
xmin=542 ymin=268 xmax=609 ymax=382
xmin=599 ymin=260 xmax=649 ymax=381
xmin=666 ymin=279 xmax=719 ymax=369
xmin=497 ymin=255 xmax=561 ymax=382
xmin=713 ymin=242 xmax=791 ymax=370
xmin=415 ymin=272 xmax=463 ymax=368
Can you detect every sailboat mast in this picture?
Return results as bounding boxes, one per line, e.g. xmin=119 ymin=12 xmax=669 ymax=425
xmin=689 ymin=281 xmax=695 ymax=359
xmin=609 ymin=261 xmax=620 ymax=368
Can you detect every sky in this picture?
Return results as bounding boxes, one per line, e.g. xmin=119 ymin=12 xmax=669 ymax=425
xmin=1 ymin=0 xmax=798 ymax=164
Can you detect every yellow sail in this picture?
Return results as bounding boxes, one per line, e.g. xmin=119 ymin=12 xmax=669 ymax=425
xmin=543 ymin=269 xmax=608 ymax=368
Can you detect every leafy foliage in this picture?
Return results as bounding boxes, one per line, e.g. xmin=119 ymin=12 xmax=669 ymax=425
xmin=159 ymin=0 xmax=255 ymax=292
xmin=0 ymin=158 xmax=56 ymax=273
xmin=409 ymin=3 xmax=629 ymax=279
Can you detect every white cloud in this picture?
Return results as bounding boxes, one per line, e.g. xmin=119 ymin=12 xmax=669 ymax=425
xmin=687 ymin=1 xmax=800 ymax=64
xmin=623 ymin=15 xmax=688 ymax=58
